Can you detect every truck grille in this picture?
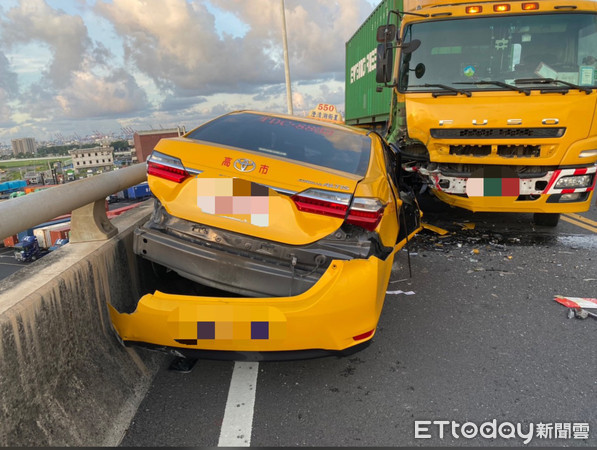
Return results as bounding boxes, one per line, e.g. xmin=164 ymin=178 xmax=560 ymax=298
xmin=431 ymin=128 xmax=565 ymax=139
xmin=449 ymin=145 xmax=491 ymax=156
xmin=448 ymin=144 xmax=541 ymax=158
xmin=497 ymin=145 xmax=540 ymax=158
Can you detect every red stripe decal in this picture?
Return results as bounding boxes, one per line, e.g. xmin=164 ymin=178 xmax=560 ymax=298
xmin=589 ymin=174 xmax=597 ymax=191
xmin=561 ymin=188 xmax=575 ymax=194
xmin=554 ymin=296 xmax=580 ymax=309
xmin=543 ymin=169 xmax=561 ymax=194
xmin=573 ymin=167 xmax=588 ymax=176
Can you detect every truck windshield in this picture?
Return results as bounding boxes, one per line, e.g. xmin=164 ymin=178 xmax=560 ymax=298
xmin=399 ymin=13 xmax=597 ymax=92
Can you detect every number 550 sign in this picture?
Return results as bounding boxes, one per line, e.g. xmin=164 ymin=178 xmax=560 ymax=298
xmin=307 ymin=103 xmax=343 ymax=123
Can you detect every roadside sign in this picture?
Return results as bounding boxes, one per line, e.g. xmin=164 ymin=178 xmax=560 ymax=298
xmin=307 ymin=104 xmax=343 ymax=124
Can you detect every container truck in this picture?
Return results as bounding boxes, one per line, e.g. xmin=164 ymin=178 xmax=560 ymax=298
xmin=346 ymin=0 xmax=597 ymax=226
xmin=0 ymin=180 xmax=27 ymax=195
xmin=126 ymin=181 xmax=151 ymax=200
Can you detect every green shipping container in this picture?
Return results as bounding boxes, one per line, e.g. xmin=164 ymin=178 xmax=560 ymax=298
xmin=345 ymin=0 xmax=402 ymax=128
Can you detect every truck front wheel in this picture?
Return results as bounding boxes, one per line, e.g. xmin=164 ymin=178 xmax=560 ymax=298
xmin=533 ymin=213 xmax=560 ymax=227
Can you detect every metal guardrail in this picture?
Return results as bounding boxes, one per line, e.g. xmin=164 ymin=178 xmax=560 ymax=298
xmin=0 ymin=163 xmax=148 ymax=242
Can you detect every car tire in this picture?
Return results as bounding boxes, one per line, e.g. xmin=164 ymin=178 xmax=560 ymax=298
xmin=533 ymin=213 xmax=560 ymax=227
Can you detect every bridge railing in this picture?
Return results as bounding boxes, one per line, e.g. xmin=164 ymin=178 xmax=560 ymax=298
xmin=0 ymin=163 xmax=147 ymax=243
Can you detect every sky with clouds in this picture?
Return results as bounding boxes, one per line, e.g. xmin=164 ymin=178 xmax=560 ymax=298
xmin=0 ymin=0 xmax=379 ymax=145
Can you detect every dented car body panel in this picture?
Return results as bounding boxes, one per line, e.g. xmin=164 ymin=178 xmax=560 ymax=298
xmin=110 ymin=111 xmax=422 ymax=356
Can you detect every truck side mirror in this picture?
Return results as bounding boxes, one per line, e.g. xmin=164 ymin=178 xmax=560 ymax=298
xmin=376 ymin=24 xmax=397 ymax=43
xmin=414 ymin=62 xmax=426 ymax=79
xmin=376 ymin=42 xmax=394 ymax=84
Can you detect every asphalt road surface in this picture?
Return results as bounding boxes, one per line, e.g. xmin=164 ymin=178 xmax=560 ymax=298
xmin=120 ymin=196 xmax=597 ymax=447
xmin=0 ymin=199 xmax=143 ymax=281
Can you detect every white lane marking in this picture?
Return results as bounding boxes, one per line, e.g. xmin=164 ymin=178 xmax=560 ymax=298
xmin=218 ymin=361 xmax=259 ymax=447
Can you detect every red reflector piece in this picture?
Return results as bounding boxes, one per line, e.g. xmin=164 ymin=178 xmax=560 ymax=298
xmin=347 ymin=209 xmax=384 ymax=231
xmin=493 ymin=4 xmax=510 ymax=12
xmin=353 ymin=329 xmax=375 ymax=341
xmin=291 ymin=195 xmax=348 ymax=219
xmin=522 ymin=2 xmax=539 ymax=10
xmin=465 ymin=5 xmax=482 ymax=13
xmin=147 ymin=161 xmax=189 ymax=183
xmin=346 ymin=197 xmax=386 ymax=231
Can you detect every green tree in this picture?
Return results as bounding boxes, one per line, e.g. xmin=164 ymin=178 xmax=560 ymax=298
xmin=110 ymin=140 xmax=129 ymax=151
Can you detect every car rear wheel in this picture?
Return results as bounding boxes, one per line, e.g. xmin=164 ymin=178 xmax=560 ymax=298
xmin=533 ymin=213 xmax=560 ymax=227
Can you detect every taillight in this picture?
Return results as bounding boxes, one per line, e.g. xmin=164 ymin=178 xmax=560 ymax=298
xmin=291 ymin=189 xmax=386 ymax=231
xmin=147 ymin=151 xmax=189 ymax=183
xmin=347 ymin=197 xmax=386 ymax=231
xmin=291 ymin=189 xmax=350 ymax=218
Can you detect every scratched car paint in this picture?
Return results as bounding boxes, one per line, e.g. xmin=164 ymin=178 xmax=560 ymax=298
xmin=109 ymin=110 xmax=421 ymax=359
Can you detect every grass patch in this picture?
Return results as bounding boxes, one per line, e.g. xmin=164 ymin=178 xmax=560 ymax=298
xmin=0 ymin=157 xmax=72 ymax=169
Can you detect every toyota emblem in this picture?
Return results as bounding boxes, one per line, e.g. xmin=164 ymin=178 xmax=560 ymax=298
xmin=233 ymin=158 xmax=256 ymax=173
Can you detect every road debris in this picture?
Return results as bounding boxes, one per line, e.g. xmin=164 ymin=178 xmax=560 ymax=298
xmin=422 ymin=222 xmax=449 ymax=236
xmin=454 ymin=222 xmax=476 ymax=230
xmin=386 ymin=290 xmax=416 ymax=296
xmin=554 ymin=295 xmax=597 ymax=320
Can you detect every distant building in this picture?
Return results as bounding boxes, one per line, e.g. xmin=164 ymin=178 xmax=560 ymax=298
xmin=69 ymin=145 xmax=114 ymax=175
xmin=11 ymin=138 xmax=37 ymax=156
xmin=113 ymin=149 xmax=138 ymax=167
xmin=133 ymin=127 xmax=185 ymax=163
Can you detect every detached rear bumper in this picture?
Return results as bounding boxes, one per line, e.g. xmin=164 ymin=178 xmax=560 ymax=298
xmin=108 ymin=252 xmax=396 ymax=355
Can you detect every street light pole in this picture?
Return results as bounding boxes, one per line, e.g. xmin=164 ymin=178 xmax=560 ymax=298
xmin=281 ymin=0 xmax=293 ymax=115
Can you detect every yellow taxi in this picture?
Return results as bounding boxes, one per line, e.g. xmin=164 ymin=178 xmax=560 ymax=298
xmin=109 ymin=111 xmax=421 ymax=360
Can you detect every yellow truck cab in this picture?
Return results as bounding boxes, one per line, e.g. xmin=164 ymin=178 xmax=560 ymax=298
xmin=366 ymin=0 xmax=597 ymax=225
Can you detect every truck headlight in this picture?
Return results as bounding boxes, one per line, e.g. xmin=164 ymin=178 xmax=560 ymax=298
xmin=560 ymin=193 xmax=582 ymax=201
xmin=554 ymin=175 xmax=592 ymax=189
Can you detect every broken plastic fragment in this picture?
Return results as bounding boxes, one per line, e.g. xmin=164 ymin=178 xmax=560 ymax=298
xmin=554 ymin=295 xmax=597 ymax=309
xmin=386 ymin=290 xmax=416 ymax=295
xmin=454 ymin=222 xmax=476 ymax=230
xmin=422 ymin=222 xmax=449 ymax=236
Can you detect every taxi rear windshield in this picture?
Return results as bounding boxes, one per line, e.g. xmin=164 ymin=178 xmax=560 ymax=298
xmin=186 ymin=112 xmax=371 ymax=176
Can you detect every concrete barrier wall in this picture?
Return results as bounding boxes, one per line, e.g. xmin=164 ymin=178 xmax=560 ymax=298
xmin=0 ymin=202 xmax=168 ymax=446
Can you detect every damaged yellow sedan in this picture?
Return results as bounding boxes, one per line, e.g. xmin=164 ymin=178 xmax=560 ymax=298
xmin=109 ymin=111 xmax=421 ymax=360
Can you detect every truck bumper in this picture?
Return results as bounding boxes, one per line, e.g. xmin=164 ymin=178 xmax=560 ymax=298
xmin=427 ymin=164 xmax=596 ymax=213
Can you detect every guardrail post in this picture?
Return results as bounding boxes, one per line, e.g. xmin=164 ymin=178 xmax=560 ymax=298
xmin=69 ymin=199 xmax=118 ymax=242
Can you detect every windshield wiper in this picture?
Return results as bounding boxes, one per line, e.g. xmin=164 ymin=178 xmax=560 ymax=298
xmin=455 ymin=80 xmax=530 ymax=96
xmin=515 ymin=78 xmax=592 ymax=95
xmin=410 ymin=84 xmax=472 ymax=97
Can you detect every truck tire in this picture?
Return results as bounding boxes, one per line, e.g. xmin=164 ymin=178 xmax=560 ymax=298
xmin=533 ymin=213 xmax=560 ymax=227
